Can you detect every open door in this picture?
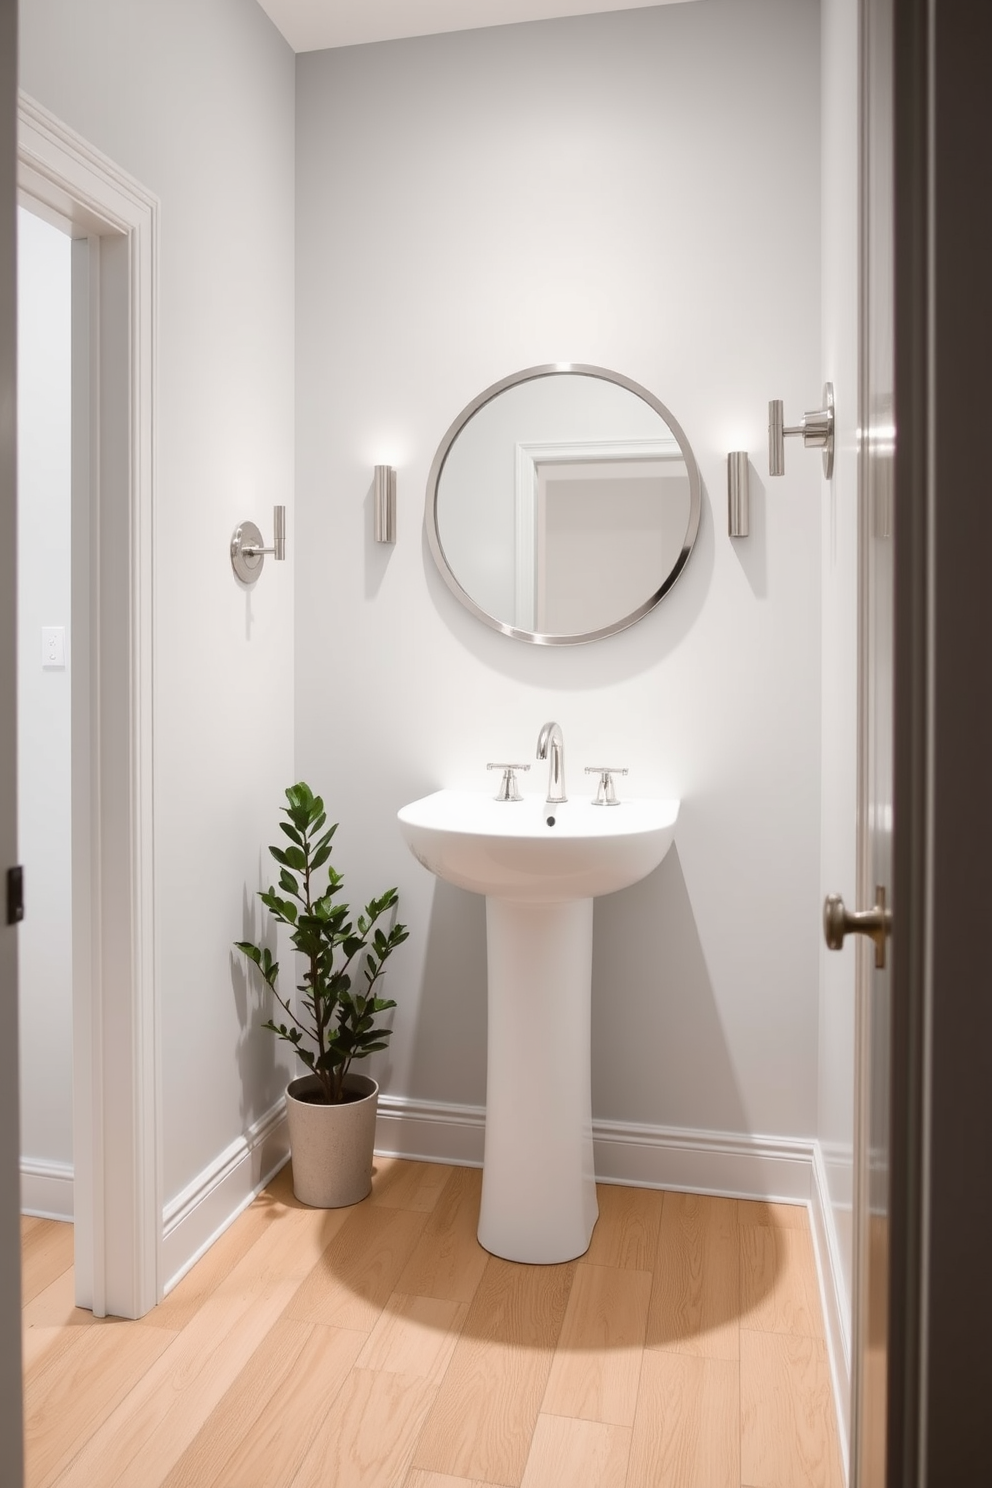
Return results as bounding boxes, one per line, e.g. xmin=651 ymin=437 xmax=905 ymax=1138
xmin=821 ymin=2 xmax=896 ymax=1482
xmin=831 ymin=3 xmax=992 ymax=1482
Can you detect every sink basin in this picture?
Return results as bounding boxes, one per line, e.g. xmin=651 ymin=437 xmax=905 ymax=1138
xmin=398 ymin=786 xmax=680 ymax=1264
xmin=397 ymin=790 xmax=679 ymax=902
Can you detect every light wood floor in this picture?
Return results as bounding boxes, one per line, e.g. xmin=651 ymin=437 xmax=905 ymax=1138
xmin=22 ymin=1159 xmax=845 ymax=1488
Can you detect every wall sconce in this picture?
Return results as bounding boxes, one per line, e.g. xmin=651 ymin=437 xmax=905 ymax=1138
xmin=230 ymin=505 xmax=286 ymax=583
xmin=768 ymin=382 xmax=835 ymax=479
xmin=374 ymin=465 xmax=396 ymax=544
xmin=728 ymin=451 xmax=750 ymax=538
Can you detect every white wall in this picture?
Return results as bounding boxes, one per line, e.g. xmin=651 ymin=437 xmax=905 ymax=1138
xmin=19 ymin=0 xmax=298 ymax=1231
xmin=295 ymin=0 xmax=824 ymax=1145
xmin=818 ymin=0 xmax=860 ymax=1393
xmin=16 ymin=207 xmax=73 ymax=1190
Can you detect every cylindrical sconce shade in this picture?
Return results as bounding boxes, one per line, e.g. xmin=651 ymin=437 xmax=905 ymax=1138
xmin=273 ymin=505 xmax=286 ymax=560
xmin=728 ymin=451 xmax=750 ymax=538
xmin=374 ymin=465 xmax=396 ymax=544
xmin=768 ymin=400 xmax=785 ymax=477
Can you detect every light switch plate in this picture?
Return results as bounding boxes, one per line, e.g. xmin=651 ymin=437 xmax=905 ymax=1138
xmin=41 ymin=626 xmax=66 ymax=669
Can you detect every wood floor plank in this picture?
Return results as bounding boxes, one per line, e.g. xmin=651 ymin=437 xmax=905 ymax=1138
xmin=645 ymin=1191 xmax=740 ymax=1360
xmin=288 ymin=1367 xmax=437 ymax=1488
xmin=541 ymin=1263 xmax=651 ymax=1426
xmin=148 ymin=1177 xmax=348 ymax=1332
xmin=356 ymin=1292 xmax=468 ymax=1382
xmin=20 ymin=1163 xmax=846 ymax=1488
xmin=411 ymin=1257 xmax=575 ymax=1486
xmin=738 ymin=1199 xmax=808 ymax=1230
xmin=50 ymin=1204 xmax=334 ymax=1488
xmin=583 ymin=1184 xmax=663 ymax=1273
xmin=161 ymin=1318 xmax=366 ymax=1488
xmin=21 ymin=1221 xmax=74 ymax=1307
xmin=24 ymin=1321 xmax=173 ymax=1488
xmin=22 ymin=1265 xmax=97 ymax=1337
xmin=740 ymin=1329 xmax=844 ymax=1488
xmin=520 ymin=1414 xmax=631 ymax=1488
xmin=405 ymin=1474 xmax=506 ymax=1488
xmin=371 ymin=1156 xmax=455 ymax=1212
xmin=626 ymin=1350 xmax=739 ymax=1488
xmin=394 ymin=1166 xmax=489 ymax=1304
xmin=740 ymin=1223 xmax=822 ymax=1338
xmin=286 ymin=1203 xmax=429 ymax=1332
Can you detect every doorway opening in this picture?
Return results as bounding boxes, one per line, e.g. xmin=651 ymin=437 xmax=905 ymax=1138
xmin=17 ymin=94 xmax=159 ymax=1320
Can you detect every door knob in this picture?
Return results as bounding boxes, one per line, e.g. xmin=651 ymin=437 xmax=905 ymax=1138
xmin=823 ymin=885 xmax=893 ymax=969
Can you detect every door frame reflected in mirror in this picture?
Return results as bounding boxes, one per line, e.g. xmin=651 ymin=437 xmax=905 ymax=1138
xmin=425 ymin=362 xmax=702 ymax=645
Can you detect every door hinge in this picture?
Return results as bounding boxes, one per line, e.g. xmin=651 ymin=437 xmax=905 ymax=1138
xmin=6 ymin=866 xmax=24 ymax=925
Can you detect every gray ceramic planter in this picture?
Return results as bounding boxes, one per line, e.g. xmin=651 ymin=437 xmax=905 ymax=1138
xmin=285 ymin=1072 xmax=378 ymax=1207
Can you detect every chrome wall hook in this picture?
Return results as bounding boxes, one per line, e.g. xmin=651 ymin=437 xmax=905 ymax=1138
xmin=768 ymin=382 xmax=835 ymax=479
xmin=230 ymin=505 xmax=286 ymax=583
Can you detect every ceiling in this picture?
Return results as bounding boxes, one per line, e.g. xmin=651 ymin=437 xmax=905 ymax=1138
xmin=254 ymin=0 xmax=694 ymax=53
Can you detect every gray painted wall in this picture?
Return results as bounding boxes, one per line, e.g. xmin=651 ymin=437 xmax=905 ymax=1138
xmin=295 ymin=0 xmax=824 ymax=1143
xmin=19 ymin=0 xmax=299 ymax=1212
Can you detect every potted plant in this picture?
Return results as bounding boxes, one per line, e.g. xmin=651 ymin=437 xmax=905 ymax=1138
xmin=236 ymin=781 xmax=408 ymax=1207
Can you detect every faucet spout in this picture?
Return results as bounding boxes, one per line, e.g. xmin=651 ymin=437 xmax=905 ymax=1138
xmin=536 ymin=721 xmax=567 ymax=805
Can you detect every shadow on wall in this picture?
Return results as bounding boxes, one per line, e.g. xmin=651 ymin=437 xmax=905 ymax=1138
xmin=731 ymin=463 xmax=769 ymax=600
xmin=232 ymin=861 xmax=296 ymax=1129
xmin=401 ymin=841 xmax=748 ymax=1144
xmin=404 ymin=878 xmax=489 ymax=1107
xmin=591 ymin=844 xmax=748 ymax=1136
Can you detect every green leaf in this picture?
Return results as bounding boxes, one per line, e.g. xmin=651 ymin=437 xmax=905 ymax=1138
xmin=279 ymin=868 xmax=300 ymax=897
xmin=235 ymin=941 xmax=261 ymax=964
xmin=310 ymin=844 xmax=332 ymax=872
xmin=278 ymin=821 xmax=303 ymax=846
xmin=286 ymin=782 xmax=313 ymax=813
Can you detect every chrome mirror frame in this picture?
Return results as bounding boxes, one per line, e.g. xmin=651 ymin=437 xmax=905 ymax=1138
xmin=425 ymin=362 xmax=702 ymax=645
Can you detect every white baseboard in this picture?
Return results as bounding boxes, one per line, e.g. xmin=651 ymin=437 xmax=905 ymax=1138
xmin=21 ymin=1158 xmax=74 ymax=1221
xmin=375 ymin=1095 xmax=815 ymax=1203
xmin=160 ymin=1099 xmax=290 ymax=1295
xmin=810 ymin=1140 xmax=852 ymax=1481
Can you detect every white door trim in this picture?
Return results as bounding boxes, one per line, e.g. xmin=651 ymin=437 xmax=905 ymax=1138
xmin=17 ymin=92 xmax=159 ymax=1319
xmin=513 ymin=435 xmax=682 ymax=630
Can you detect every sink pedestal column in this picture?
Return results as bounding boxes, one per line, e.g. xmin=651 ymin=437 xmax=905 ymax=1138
xmin=478 ymin=896 xmax=598 ymax=1264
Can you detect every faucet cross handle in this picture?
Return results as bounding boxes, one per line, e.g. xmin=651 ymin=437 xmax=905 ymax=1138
xmin=584 ymin=766 xmax=628 ymax=806
xmin=487 ymin=762 xmax=530 ymax=802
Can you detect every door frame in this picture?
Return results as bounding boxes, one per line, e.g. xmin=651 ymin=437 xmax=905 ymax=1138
xmin=17 ymin=93 xmax=159 ymax=1319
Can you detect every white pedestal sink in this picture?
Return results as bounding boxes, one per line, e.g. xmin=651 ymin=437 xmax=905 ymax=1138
xmin=397 ymin=789 xmax=679 ymax=1263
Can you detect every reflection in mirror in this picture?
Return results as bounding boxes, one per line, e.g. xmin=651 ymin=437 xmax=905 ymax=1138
xmin=426 ymin=365 xmax=701 ymax=644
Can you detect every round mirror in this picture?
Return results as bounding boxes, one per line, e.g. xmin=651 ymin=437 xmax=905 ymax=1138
xmin=425 ymin=363 xmax=701 ymax=645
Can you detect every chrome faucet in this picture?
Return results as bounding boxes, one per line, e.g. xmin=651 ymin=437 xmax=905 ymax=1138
xmin=536 ymin=721 xmax=567 ymax=806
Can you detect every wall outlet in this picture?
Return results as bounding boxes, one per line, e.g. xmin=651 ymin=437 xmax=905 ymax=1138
xmin=41 ymin=626 xmax=66 ymax=669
